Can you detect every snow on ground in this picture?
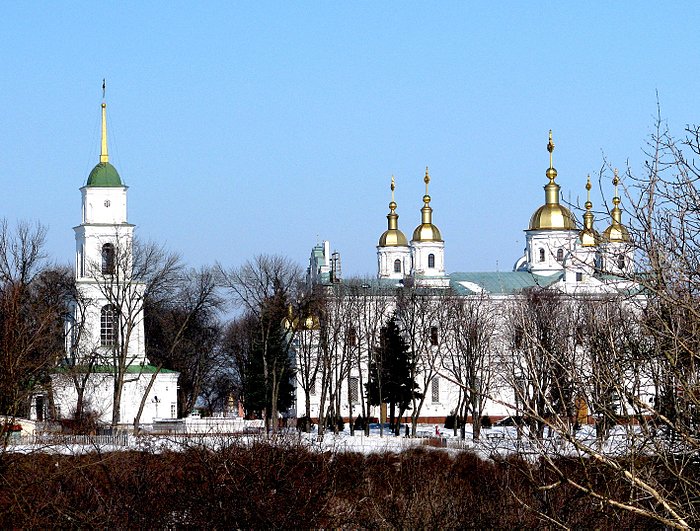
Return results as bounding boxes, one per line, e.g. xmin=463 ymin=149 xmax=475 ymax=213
xmin=3 ymin=423 xmax=655 ymax=460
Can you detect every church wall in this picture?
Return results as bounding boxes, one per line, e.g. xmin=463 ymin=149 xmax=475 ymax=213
xmin=51 ymin=371 xmax=179 ymax=426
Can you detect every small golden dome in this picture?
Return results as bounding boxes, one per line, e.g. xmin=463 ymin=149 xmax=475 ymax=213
xmin=529 ymin=130 xmax=577 ymax=231
xmin=579 ymin=175 xmax=598 ymax=247
xmin=412 ymin=168 xmax=443 ymax=242
xmin=412 ymin=221 xmax=442 ymax=242
xmin=602 ymin=222 xmax=630 ymax=242
xmin=603 ymin=169 xmax=631 ymax=243
xmin=379 ymin=176 xmax=409 ymax=247
xmin=379 ymin=228 xmax=409 ymax=247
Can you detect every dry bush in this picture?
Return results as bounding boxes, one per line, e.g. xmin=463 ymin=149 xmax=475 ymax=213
xmin=0 ymin=443 xmax=666 ymax=528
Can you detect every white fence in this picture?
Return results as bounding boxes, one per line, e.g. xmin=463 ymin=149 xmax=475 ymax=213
xmin=5 ymin=433 xmax=130 ymax=446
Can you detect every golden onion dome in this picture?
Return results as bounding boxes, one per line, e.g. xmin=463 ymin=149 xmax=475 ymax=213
xmin=379 ymin=177 xmax=409 ymax=247
xmin=602 ymin=169 xmax=631 ymax=242
xmin=412 ymin=168 xmax=443 ymax=242
xmin=529 ymin=131 xmax=577 ymax=231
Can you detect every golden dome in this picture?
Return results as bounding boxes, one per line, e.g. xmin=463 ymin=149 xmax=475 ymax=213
xmin=529 ymin=131 xmax=577 ymax=231
xmin=602 ymin=169 xmax=631 ymax=242
xmin=412 ymin=168 xmax=443 ymax=242
xmin=602 ymin=221 xmax=630 ymax=242
xmin=529 ymin=202 xmax=577 ymax=230
xmin=379 ymin=177 xmax=409 ymax=247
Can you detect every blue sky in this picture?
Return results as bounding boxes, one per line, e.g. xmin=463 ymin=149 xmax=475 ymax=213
xmin=2 ymin=3 xmax=699 ymax=276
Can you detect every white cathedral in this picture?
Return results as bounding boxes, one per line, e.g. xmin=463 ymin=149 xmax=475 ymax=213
xmin=47 ymin=100 xmax=179 ymax=427
xmin=302 ymin=131 xmax=639 ymax=423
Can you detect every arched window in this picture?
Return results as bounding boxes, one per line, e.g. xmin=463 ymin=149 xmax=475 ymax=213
xmin=539 ymin=248 xmax=545 ymax=262
xmin=346 ymin=326 xmax=357 ymax=347
xmin=102 ymin=243 xmax=115 ymax=274
xmin=394 ymin=259 xmax=401 ymax=273
xmin=617 ymin=255 xmax=625 ymax=270
xmin=430 ymin=326 xmax=439 ymax=346
xmin=432 ymin=376 xmax=440 ymax=403
xmin=100 ymin=304 xmax=118 ymax=347
xmin=428 ymin=253 xmax=435 ymax=268
xmin=556 ymin=248 xmax=564 ymax=262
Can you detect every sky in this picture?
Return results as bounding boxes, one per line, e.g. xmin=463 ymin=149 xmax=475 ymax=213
xmin=2 ymin=3 xmax=700 ymax=277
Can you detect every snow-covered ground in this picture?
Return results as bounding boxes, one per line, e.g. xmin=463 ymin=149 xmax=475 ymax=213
xmin=3 ymin=423 xmax=654 ymax=460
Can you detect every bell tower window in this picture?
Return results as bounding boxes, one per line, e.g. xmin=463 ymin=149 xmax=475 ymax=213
xmin=394 ymin=259 xmax=401 ymax=273
xmin=102 ymin=243 xmax=115 ymax=274
xmin=556 ymin=248 xmax=564 ymax=262
xmin=100 ymin=304 xmax=118 ymax=347
xmin=617 ymin=255 xmax=625 ymax=270
xmin=539 ymin=248 xmax=545 ymax=262
xmin=428 ymin=253 xmax=435 ymax=268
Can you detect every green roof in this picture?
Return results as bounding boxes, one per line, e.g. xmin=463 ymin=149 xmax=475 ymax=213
xmin=449 ymin=271 xmax=562 ymax=295
xmin=87 ymin=162 xmax=122 ymax=187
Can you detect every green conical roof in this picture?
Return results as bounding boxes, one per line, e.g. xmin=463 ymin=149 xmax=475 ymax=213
xmin=87 ymin=162 xmax=122 ymax=187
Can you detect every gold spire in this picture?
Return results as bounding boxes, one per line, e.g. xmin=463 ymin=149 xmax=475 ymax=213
xmin=580 ymin=175 xmax=597 ymax=247
xmin=379 ymin=175 xmax=408 ymax=247
xmin=611 ymin=168 xmax=622 ymax=224
xmin=421 ymin=166 xmax=433 ymax=225
xmin=100 ymin=79 xmax=109 ymax=163
xmin=529 ymin=130 xmax=576 ymax=230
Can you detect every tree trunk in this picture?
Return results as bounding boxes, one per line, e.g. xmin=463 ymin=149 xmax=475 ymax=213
xmin=133 ymin=364 xmax=162 ymax=435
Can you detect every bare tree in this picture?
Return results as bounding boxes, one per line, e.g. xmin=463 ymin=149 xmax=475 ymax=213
xmin=134 ymin=266 xmax=223 ymax=431
xmin=503 ymin=115 xmax=700 ymax=529
xmin=441 ymin=291 xmax=497 ymax=440
xmin=506 ymin=288 xmax=579 ymax=440
xmin=219 ymin=255 xmax=302 ymax=432
xmin=395 ymin=287 xmax=446 ymax=436
xmin=0 ymin=221 xmax=70 ymax=440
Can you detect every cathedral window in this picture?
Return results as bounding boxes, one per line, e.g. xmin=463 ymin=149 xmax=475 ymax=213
xmin=617 ymin=255 xmax=625 ymax=270
xmin=102 ymin=243 xmax=115 ymax=274
xmin=430 ymin=326 xmax=439 ymax=346
xmin=346 ymin=326 xmax=357 ymax=347
xmin=539 ymin=248 xmax=545 ymax=262
xmin=428 ymin=253 xmax=435 ymax=268
xmin=100 ymin=304 xmax=118 ymax=347
xmin=349 ymin=377 xmax=359 ymax=404
xmin=556 ymin=248 xmax=564 ymax=262
xmin=394 ymin=259 xmax=401 ymax=273
xmin=432 ymin=377 xmax=440 ymax=403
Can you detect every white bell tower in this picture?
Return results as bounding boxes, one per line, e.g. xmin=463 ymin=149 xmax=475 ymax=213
xmin=71 ymin=98 xmax=145 ymax=366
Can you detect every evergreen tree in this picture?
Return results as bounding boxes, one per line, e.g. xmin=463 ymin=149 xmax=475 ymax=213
xmin=241 ymin=314 xmax=295 ymax=420
xmin=367 ymin=315 xmax=421 ymax=432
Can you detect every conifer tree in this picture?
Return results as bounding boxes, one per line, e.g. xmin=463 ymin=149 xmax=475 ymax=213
xmin=367 ymin=315 xmax=421 ymax=433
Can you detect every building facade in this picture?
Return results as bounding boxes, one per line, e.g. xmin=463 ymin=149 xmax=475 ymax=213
xmin=297 ymin=131 xmax=646 ymax=426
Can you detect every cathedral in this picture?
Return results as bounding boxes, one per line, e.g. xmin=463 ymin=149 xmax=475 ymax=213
xmin=47 ymin=99 xmax=179 ymax=427
xmin=301 ymin=131 xmax=640 ymax=424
